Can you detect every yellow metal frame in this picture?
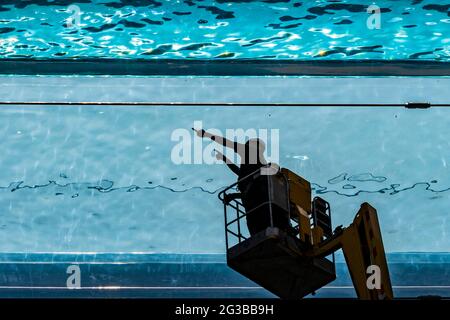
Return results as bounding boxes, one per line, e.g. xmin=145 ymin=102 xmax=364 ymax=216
xmin=305 ymin=203 xmax=394 ymax=300
xmin=280 ymin=169 xmax=394 ymax=300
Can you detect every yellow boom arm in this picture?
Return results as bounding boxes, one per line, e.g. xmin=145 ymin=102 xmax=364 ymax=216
xmin=306 ymin=203 xmax=394 ymax=300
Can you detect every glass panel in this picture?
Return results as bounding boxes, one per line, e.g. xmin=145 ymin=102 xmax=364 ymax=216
xmin=0 ymin=105 xmax=448 ymax=255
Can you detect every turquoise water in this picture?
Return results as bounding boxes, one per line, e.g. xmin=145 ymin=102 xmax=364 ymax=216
xmin=0 ymin=104 xmax=449 ymax=254
xmin=0 ymin=0 xmax=449 ymax=298
xmin=1 ymin=101 xmax=449 ymax=297
xmin=0 ymin=0 xmax=448 ymax=60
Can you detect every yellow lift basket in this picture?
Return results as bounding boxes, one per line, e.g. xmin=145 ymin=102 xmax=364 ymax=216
xmin=218 ymin=166 xmax=393 ymax=300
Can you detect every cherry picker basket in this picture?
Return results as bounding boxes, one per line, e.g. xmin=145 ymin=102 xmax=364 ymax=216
xmin=218 ymin=166 xmax=336 ymax=299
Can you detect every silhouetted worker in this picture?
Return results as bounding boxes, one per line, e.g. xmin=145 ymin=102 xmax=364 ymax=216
xmin=193 ymin=128 xmax=289 ymax=236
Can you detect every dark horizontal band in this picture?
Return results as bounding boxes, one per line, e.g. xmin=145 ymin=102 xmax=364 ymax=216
xmin=0 ymin=253 xmax=448 ymax=298
xmin=0 ymin=59 xmax=449 ymax=76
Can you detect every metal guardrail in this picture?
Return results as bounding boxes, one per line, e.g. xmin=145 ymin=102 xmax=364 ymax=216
xmin=219 ymin=166 xmax=338 ymax=271
xmin=218 ymin=166 xmax=295 ymax=251
xmin=219 ymin=168 xmax=260 ymax=249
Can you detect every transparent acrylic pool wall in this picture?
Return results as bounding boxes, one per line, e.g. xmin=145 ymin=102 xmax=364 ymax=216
xmin=0 ymin=76 xmax=449 ymax=298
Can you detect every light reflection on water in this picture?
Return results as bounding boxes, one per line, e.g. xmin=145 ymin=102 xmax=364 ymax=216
xmin=0 ymin=0 xmax=448 ymax=60
xmin=0 ymin=105 xmax=449 ymax=253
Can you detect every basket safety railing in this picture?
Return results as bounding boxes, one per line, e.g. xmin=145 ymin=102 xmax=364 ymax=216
xmin=218 ymin=165 xmax=292 ymax=251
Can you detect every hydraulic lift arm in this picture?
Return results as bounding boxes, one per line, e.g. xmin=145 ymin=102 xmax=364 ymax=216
xmin=307 ymin=202 xmax=394 ymax=300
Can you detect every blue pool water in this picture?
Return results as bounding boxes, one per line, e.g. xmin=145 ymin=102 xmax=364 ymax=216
xmin=0 ymin=75 xmax=449 ymax=297
xmin=0 ymin=0 xmax=449 ymax=299
xmin=0 ymin=0 xmax=448 ymax=60
xmin=0 ymin=103 xmax=450 ymax=253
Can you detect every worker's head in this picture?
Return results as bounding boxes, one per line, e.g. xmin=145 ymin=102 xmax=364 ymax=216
xmin=245 ymin=138 xmax=266 ymax=164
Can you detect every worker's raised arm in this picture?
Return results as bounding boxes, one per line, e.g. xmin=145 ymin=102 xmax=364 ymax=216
xmin=192 ymin=128 xmax=244 ymax=153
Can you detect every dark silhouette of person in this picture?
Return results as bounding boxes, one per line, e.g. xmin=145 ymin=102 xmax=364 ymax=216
xmin=193 ymin=128 xmax=289 ymax=236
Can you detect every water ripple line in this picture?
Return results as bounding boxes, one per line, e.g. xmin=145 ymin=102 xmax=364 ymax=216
xmin=0 ymin=172 xmax=449 ymax=199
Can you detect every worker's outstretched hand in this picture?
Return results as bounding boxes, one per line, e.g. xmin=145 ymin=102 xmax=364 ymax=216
xmin=214 ymin=149 xmax=224 ymax=161
xmin=192 ymin=128 xmax=206 ymax=138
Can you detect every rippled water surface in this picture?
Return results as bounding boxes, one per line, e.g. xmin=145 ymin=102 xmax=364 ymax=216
xmin=0 ymin=105 xmax=449 ymax=253
xmin=0 ymin=0 xmax=448 ymax=60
